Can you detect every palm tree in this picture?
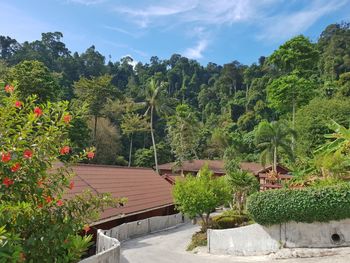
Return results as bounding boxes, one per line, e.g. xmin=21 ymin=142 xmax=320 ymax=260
xmin=144 ymin=78 xmax=172 ymax=173
xmin=226 ymin=169 xmax=259 ymax=214
xmin=255 ymin=120 xmax=296 ymax=172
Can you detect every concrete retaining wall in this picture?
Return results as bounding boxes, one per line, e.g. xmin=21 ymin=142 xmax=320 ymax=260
xmin=80 ymin=229 xmax=120 ymax=263
xmin=104 ymin=213 xmax=184 ymax=242
xmin=80 ymin=213 xmax=185 ymax=262
xmin=208 ymin=219 xmax=350 ymax=256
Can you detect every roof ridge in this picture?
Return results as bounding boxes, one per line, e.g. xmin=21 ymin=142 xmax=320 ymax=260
xmin=75 ymin=163 xmax=154 ymax=170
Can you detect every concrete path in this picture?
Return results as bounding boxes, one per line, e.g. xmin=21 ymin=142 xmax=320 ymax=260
xmin=120 ymin=223 xmax=350 ymax=263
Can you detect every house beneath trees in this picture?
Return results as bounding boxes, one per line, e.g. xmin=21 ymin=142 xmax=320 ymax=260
xmin=158 ymin=160 xmax=292 ymax=190
xmin=65 ymin=164 xmax=175 ymax=230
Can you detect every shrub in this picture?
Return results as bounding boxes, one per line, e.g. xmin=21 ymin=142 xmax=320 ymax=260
xmin=0 ymin=85 xmax=124 ymax=262
xmin=173 ymin=164 xmax=231 ymax=230
xmin=247 ymin=184 xmax=350 ymax=225
xmin=210 ymin=210 xmax=252 ymax=229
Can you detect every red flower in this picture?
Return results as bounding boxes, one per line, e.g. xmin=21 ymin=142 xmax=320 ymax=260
xmin=3 ymin=177 xmax=14 ymax=187
xmin=38 ymin=203 xmax=43 ymax=208
xmin=1 ymin=152 xmax=11 ymax=163
xmin=11 ymin=163 xmax=21 ymax=172
xmin=63 ymin=114 xmax=72 ymax=124
xmin=4 ymin=85 xmax=14 ymax=93
xmin=33 ymin=107 xmax=43 ymax=117
xmin=83 ymin=225 xmax=90 ymax=233
xmin=56 ymin=199 xmax=63 ymax=206
xmin=87 ymin=152 xmax=95 ymax=159
xmin=37 ymin=180 xmax=43 ymax=187
xmin=23 ymin=149 xmax=33 ymax=159
xmin=69 ymin=181 xmax=74 ymax=190
xmin=45 ymin=196 xmax=52 ymax=203
xmin=15 ymin=101 xmax=22 ymax=108
xmin=60 ymin=146 xmax=70 ymax=155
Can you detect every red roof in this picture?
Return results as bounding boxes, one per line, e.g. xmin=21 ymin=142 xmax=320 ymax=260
xmin=65 ymin=164 xmax=174 ymax=224
xmin=158 ymin=160 xmax=289 ymax=176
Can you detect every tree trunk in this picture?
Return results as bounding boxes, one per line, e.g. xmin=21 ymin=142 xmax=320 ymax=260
xmin=128 ymin=135 xmax=133 ymax=167
xmin=245 ymin=83 xmax=250 ymax=112
xmin=94 ymin=115 xmax=98 ymax=142
xmin=150 ymin=106 xmax=159 ymax=173
xmin=273 ymin=146 xmax=277 ymax=173
xmin=292 ymin=100 xmax=296 ymax=153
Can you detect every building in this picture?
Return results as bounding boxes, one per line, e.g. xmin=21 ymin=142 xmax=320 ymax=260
xmin=65 ymin=164 xmax=175 ymax=230
xmin=158 ymin=160 xmax=292 ymax=190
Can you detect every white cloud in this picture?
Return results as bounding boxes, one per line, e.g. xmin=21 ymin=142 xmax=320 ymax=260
xmin=183 ymin=39 xmax=208 ymax=59
xmin=104 ymin=25 xmax=140 ymax=38
xmin=114 ymin=0 xmax=279 ymax=28
xmin=258 ymin=0 xmax=349 ymax=41
xmin=115 ymin=1 xmax=198 ymax=28
xmin=66 ymin=0 xmax=106 ymax=5
xmin=121 ymin=54 xmax=138 ymax=68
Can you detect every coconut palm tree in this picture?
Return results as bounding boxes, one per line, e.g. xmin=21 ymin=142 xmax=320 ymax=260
xmin=255 ymin=120 xmax=296 ymax=172
xmin=144 ymin=78 xmax=172 ymax=173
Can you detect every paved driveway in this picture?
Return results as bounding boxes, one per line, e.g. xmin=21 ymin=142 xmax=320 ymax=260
xmin=120 ymin=223 xmax=350 ymax=263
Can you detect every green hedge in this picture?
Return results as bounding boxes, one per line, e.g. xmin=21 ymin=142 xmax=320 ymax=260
xmin=211 ymin=214 xmax=251 ymax=229
xmin=247 ymin=184 xmax=350 ymax=225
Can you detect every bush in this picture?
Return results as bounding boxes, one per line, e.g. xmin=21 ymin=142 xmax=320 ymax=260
xmin=247 ymin=184 xmax=350 ymax=225
xmin=173 ymin=164 xmax=231 ymax=230
xmin=0 ymin=85 xmax=123 ymax=262
xmin=210 ymin=210 xmax=252 ymax=229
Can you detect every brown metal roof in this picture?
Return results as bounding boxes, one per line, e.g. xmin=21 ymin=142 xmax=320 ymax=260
xmin=239 ymin=162 xmax=265 ymax=175
xmin=158 ymin=160 xmax=288 ymax=176
xmin=65 ymin=164 xmax=174 ymax=223
xmin=158 ymin=160 xmax=225 ymax=174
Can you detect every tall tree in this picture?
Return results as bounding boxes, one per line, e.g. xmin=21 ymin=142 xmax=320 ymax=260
xmin=255 ymin=120 xmax=296 ymax=172
xmin=267 ymin=74 xmax=316 ymax=128
xmin=6 ymin=60 xmax=60 ymax=102
xmin=74 ymin=74 xmax=118 ymax=140
xmin=268 ymin=35 xmax=319 ymax=76
xmin=144 ymin=78 xmax=171 ymax=173
xmin=121 ymin=113 xmax=149 ymax=167
xmin=167 ymin=104 xmax=200 ymax=173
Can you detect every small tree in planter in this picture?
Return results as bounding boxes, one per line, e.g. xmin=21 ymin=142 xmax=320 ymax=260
xmin=0 ymin=84 xmax=124 ymax=262
xmin=172 ymin=164 xmax=230 ymax=231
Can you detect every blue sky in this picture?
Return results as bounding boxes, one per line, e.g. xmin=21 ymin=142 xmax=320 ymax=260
xmin=1 ymin=0 xmax=350 ymax=65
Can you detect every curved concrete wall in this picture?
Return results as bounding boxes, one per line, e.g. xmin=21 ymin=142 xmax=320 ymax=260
xmin=80 ymin=229 xmax=120 ymax=263
xmin=105 ymin=213 xmax=185 ymax=242
xmin=208 ymin=219 xmax=350 ymax=256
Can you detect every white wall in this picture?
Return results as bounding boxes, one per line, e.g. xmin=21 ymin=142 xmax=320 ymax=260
xmin=208 ymin=219 xmax=350 ymax=256
xmin=80 ymin=229 xmax=120 ymax=263
xmin=105 ymin=213 xmax=184 ymax=242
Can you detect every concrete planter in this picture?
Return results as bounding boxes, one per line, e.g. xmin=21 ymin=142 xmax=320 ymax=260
xmin=207 ymin=219 xmax=350 ymax=256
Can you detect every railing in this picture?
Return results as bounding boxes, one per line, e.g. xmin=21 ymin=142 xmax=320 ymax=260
xmin=79 ymin=229 xmax=120 ymax=263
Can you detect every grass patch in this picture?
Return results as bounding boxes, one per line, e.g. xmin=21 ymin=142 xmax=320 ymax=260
xmin=186 ymin=231 xmax=207 ymax=251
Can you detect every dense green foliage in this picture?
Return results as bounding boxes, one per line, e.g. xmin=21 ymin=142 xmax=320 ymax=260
xmin=172 ymin=164 xmax=231 ymax=229
xmin=225 ymin=160 xmax=259 ymax=214
xmin=247 ymin=184 xmax=350 ymax=225
xmin=0 ymin=86 xmax=123 ymax=262
xmin=1 ymin=22 xmax=350 ymax=167
xmin=211 ymin=210 xmax=252 ymax=229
